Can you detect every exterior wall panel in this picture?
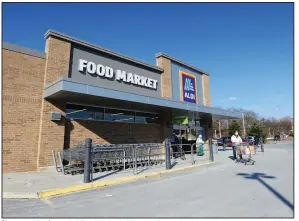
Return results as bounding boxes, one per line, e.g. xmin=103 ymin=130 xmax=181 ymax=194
xmin=156 ymin=56 xmax=172 ymax=99
xmin=171 ymin=62 xmax=204 ymax=105
xmin=202 ymin=74 xmax=211 ymax=106
xmin=69 ymin=46 xmax=162 ymax=98
xmin=37 ymin=36 xmax=71 ymax=169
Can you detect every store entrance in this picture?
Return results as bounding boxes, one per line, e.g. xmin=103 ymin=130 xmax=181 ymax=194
xmin=172 ymin=120 xmax=203 ymax=152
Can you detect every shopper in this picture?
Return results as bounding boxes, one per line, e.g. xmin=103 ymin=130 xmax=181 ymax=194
xmin=254 ymin=136 xmax=259 ymax=146
xmin=196 ymin=134 xmax=204 ymax=156
xmin=231 ymin=131 xmax=243 ymax=160
xmin=170 ymin=133 xmax=179 ymax=158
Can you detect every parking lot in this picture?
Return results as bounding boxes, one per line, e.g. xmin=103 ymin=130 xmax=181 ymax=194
xmin=3 ymin=140 xmax=294 ymax=218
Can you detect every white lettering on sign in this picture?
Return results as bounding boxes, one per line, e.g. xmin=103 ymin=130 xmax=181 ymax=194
xmin=87 ymin=62 xmax=96 ymax=74
xmin=116 ymin=70 xmax=127 ymax=82
xmin=185 ymin=92 xmax=195 ymax=100
xmin=105 ymin=66 xmax=114 ymax=78
xmin=184 ymin=78 xmax=194 ymax=92
xmin=78 ymin=59 xmax=158 ymax=90
xmin=96 ymin=64 xmax=105 ymax=76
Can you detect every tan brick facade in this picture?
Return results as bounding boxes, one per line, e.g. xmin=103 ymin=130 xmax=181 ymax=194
xmin=2 ymin=49 xmax=46 ymax=173
xmin=65 ymin=120 xmax=162 ymax=148
xmin=2 ymin=32 xmax=215 ymax=173
xmin=156 ymin=57 xmax=172 ymax=99
xmin=64 ymin=111 xmax=173 ymax=149
xmin=37 ymin=37 xmax=71 ymax=169
xmin=202 ymin=75 xmax=211 ymax=106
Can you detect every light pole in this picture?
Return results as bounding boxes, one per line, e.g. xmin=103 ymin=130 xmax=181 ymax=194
xmin=276 ymin=105 xmax=280 ymax=135
xmin=276 ymin=105 xmax=280 ymax=120
xmin=219 ymin=120 xmax=222 ymax=138
xmin=242 ymin=112 xmax=246 ymax=137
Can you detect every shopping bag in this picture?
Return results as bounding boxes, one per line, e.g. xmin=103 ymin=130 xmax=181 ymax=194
xmin=245 ymin=147 xmax=250 ymax=155
xmin=249 ymin=145 xmax=255 ymax=155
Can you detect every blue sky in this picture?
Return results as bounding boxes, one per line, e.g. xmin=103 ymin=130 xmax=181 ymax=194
xmin=3 ymin=3 xmax=293 ymax=118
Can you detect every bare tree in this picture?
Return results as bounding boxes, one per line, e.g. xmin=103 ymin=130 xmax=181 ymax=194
xmin=212 ymin=107 xmax=293 ymax=138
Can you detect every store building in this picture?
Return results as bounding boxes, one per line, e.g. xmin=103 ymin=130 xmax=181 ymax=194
xmin=3 ymin=30 xmax=242 ymax=173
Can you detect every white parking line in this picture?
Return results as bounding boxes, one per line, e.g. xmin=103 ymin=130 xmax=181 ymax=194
xmin=42 ymin=198 xmax=56 ymax=208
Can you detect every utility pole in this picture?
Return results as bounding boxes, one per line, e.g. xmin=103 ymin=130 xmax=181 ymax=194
xmin=276 ymin=105 xmax=280 ymax=135
xmin=242 ymin=112 xmax=246 ymax=137
xmin=276 ymin=105 xmax=280 ymax=120
xmin=219 ymin=120 xmax=222 ymax=138
xmin=226 ymin=119 xmax=229 ymax=136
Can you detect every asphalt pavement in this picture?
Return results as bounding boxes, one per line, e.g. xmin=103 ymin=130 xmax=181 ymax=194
xmin=2 ymin=141 xmax=294 ymax=218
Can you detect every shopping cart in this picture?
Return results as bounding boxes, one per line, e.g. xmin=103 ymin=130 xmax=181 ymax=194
xmin=235 ymin=142 xmax=256 ymax=165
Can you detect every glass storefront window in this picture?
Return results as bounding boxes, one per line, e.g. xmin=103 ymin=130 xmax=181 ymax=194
xmin=66 ymin=104 xmax=89 ymax=119
xmin=188 ymin=128 xmax=197 ymax=141
xmin=104 ymin=108 xmax=135 ymax=123
xmin=135 ymin=112 xmax=159 ymax=124
xmin=66 ymin=104 xmax=158 ymax=124
xmin=66 ymin=104 xmax=104 ymax=120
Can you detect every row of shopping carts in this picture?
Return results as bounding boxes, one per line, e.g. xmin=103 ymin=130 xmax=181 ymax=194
xmin=53 ymin=143 xmax=165 ymax=175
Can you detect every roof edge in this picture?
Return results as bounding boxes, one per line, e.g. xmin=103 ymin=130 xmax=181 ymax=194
xmin=2 ymin=42 xmax=46 ymax=59
xmin=156 ymin=53 xmax=210 ymax=76
xmin=44 ymin=77 xmax=242 ymax=119
xmin=44 ymin=29 xmax=164 ymax=73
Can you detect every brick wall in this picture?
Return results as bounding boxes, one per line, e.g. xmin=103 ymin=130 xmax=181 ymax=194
xmin=37 ymin=36 xmax=71 ymax=169
xmin=65 ymin=120 xmax=163 ymax=148
xmin=156 ymin=57 xmax=172 ymax=99
xmin=202 ymin=75 xmax=211 ymax=106
xmin=64 ymin=110 xmax=172 ymax=148
xmin=2 ymin=49 xmax=46 ymax=173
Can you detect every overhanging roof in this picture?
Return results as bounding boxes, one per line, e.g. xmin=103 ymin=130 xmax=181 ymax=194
xmin=44 ymin=77 xmax=242 ymax=120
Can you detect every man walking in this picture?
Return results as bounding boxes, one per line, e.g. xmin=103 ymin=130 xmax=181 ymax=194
xmin=231 ymin=131 xmax=243 ymax=161
xmin=170 ymin=133 xmax=179 ymax=158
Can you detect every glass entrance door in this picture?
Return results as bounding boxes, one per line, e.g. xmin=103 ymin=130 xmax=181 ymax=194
xmin=173 ymin=125 xmax=188 ymax=145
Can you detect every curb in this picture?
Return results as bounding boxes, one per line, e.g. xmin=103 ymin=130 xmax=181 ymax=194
xmin=3 ymin=192 xmax=39 ymax=199
xmin=4 ymin=161 xmax=216 ymax=199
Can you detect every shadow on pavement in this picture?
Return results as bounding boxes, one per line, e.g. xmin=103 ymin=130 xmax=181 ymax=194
xmin=93 ymin=170 xmax=120 ymax=181
xmin=228 ymin=156 xmax=235 ymax=161
xmin=237 ymin=172 xmax=294 ymax=211
xmin=171 ymin=161 xmax=178 ymax=169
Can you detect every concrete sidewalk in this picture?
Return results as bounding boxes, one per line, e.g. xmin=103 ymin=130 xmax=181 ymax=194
xmin=3 ymin=154 xmax=212 ymax=199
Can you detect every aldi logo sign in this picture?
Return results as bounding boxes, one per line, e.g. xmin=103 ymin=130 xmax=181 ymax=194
xmin=180 ymin=71 xmax=198 ymax=104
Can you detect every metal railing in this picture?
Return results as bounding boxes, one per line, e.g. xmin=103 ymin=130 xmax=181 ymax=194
xmin=55 ymin=142 xmax=166 ymax=176
xmin=133 ymin=144 xmax=165 ymax=175
xmin=52 ymin=139 xmax=215 ymax=182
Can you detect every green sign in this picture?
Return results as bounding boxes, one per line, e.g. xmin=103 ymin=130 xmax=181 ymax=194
xmin=172 ymin=116 xmax=189 ymax=125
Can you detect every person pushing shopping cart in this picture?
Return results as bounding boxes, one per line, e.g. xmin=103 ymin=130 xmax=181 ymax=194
xmin=231 ymin=131 xmax=243 ymax=161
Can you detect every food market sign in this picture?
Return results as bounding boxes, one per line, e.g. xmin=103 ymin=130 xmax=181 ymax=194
xmin=78 ymin=59 xmax=158 ymax=90
xmin=180 ymin=71 xmax=198 ymax=104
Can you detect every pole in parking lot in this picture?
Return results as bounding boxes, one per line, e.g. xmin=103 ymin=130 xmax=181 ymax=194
xmin=84 ymin=138 xmax=92 ymax=183
xmin=165 ymin=138 xmax=171 ymax=170
xmin=261 ymin=143 xmax=264 ymax=152
xmin=209 ymin=138 xmax=214 ymax=162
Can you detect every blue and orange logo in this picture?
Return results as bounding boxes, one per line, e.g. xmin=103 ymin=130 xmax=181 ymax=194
xmin=180 ymin=71 xmax=198 ymax=104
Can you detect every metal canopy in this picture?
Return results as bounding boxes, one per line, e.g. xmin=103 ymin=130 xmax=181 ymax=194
xmin=44 ymin=77 xmax=242 ymax=120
